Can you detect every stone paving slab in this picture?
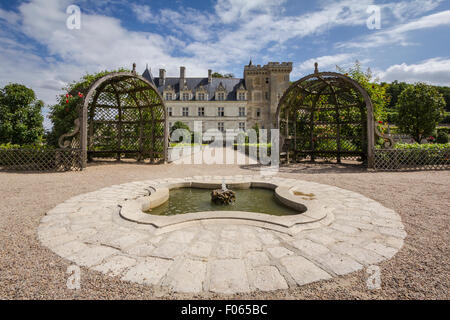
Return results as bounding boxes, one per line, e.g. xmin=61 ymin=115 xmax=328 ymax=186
xmin=164 ymin=259 xmax=207 ymax=293
xmin=122 ymin=257 xmax=173 ymax=286
xmin=249 ymin=266 xmax=289 ymax=291
xmin=38 ymin=175 xmax=406 ymax=295
xmin=280 ymin=256 xmax=332 ymax=285
xmin=208 ymin=259 xmax=250 ymax=294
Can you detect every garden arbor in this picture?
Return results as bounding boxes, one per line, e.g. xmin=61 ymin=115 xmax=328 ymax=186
xmin=276 ymin=64 xmax=375 ymax=167
xmin=59 ymin=68 xmax=168 ymax=167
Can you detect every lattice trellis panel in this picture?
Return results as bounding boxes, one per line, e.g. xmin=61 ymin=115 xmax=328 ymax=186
xmin=278 ymin=72 xmax=369 ymax=165
xmin=373 ymin=148 xmax=450 ymax=171
xmin=0 ymin=149 xmax=82 ymax=172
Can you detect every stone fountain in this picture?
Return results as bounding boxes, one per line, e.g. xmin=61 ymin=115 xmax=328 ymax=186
xmin=211 ymin=180 xmax=236 ymax=205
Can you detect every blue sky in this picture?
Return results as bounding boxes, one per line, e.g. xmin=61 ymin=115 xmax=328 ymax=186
xmin=0 ymin=0 xmax=450 ymax=127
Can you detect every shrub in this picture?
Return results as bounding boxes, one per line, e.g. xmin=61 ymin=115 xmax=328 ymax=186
xmin=441 ymin=113 xmax=450 ymax=124
xmin=436 ymin=131 xmax=449 ymax=144
xmin=437 ymin=127 xmax=450 ymax=135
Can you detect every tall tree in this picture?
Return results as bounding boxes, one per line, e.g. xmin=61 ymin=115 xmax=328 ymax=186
xmin=396 ymin=82 xmax=445 ymax=143
xmin=385 ymin=80 xmax=410 ymax=109
xmin=337 ymin=61 xmax=389 ymax=122
xmin=436 ymin=86 xmax=450 ymax=112
xmin=0 ymin=84 xmax=44 ymax=145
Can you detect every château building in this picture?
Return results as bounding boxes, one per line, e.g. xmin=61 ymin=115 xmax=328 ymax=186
xmin=142 ymin=61 xmax=293 ymax=134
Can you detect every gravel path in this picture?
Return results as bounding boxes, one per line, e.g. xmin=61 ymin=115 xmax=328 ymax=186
xmin=0 ymin=162 xmax=449 ymax=299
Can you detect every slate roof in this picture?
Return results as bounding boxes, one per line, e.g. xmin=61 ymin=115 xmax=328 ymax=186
xmin=142 ymin=69 xmax=246 ymax=101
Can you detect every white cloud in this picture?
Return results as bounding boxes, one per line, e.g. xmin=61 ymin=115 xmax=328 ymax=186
xmin=0 ymin=0 xmax=448 ymax=130
xmin=339 ymin=10 xmax=450 ymax=49
xmin=377 ymin=58 xmax=450 ymax=86
xmin=214 ymin=0 xmax=286 ymax=23
xmin=131 ymin=4 xmax=153 ymax=23
xmin=180 ymin=0 xmax=376 ymax=69
xmin=386 ymin=0 xmax=443 ymax=22
xmin=0 ymin=0 xmax=212 ymax=104
xmin=0 ymin=8 xmax=21 ymax=25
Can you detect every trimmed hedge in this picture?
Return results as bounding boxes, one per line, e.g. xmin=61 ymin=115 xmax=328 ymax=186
xmin=393 ymin=142 xmax=450 ymax=150
xmin=0 ymin=143 xmax=54 ymax=150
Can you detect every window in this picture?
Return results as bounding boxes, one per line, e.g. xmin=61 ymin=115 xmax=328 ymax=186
xmin=218 ymin=107 xmax=224 ymax=117
xmin=165 ymin=93 xmax=173 ymax=101
xmin=217 ymin=92 xmax=225 ymax=101
xmin=239 ymin=122 xmax=246 ymax=131
xmin=266 ymin=77 xmax=269 ymax=84
xmin=182 ymin=107 xmax=189 ymax=117
xmin=198 ymin=107 xmax=205 ymax=117
xmin=239 ymin=107 xmax=246 ymax=117
xmin=218 ymin=122 xmax=225 ymax=133
xmin=182 ymin=93 xmax=190 ymax=101
xmin=238 ymin=92 xmax=246 ymax=101
xmin=198 ymin=93 xmax=206 ymax=101
xmin=168 ymin=107 xmax=173 ymax=117
xmin=256 ymin=108 xmax=261 ymax=118
xmin=265 ymin=92 xmax=269 ymax=100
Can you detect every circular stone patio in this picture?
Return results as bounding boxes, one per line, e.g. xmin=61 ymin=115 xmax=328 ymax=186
xmin=38 ymin=175 xmax=406 ymax=294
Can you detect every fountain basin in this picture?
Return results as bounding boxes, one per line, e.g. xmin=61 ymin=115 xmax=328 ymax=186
xmin=119 ymin=179 xmax=331 ymax=234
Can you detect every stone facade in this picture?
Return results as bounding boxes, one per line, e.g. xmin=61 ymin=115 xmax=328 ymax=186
xmin=142 ymin=62 xmax=293 ymax=134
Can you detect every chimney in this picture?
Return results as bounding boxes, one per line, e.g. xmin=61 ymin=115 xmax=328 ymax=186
xmin=180 ymin=66 xmax=186 ymax=81
xmin=159 ymin=69 xmax=166 ymax=86
xmin=208 ymin=69 xmax=212 ymax=84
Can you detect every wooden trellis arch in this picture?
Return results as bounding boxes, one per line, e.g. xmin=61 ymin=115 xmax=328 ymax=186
xmin=276 ymin=64 xmax=375 ymax=167
xmin=59 ymin=68 xmax=168 ymax=168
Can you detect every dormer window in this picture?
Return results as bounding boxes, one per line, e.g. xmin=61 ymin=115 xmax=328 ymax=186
xmin=215 ymin=82 xmax=226 ymax=101
xmin=165 ymin=93 xmax=173 ymax=101
xmin=182 ymin=93 xmax=190 ymax=101
xmin=198 ymin=93 xmax=206 ymax=101
xmin=236 ymin=82 xmax=247 ymax=101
